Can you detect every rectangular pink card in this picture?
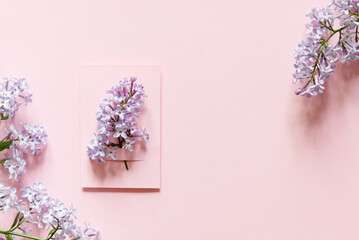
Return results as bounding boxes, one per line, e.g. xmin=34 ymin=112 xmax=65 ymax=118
xmin=79 ymin=65 xmax=161 ymax=189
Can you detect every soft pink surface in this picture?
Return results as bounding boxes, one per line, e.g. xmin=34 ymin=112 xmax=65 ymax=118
xmin=80 ymin=65 xmax=161 ymax=189
xmin=1 ymin=0 xmax=359 ymax=239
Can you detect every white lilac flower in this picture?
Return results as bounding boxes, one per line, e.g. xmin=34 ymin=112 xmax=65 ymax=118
xmin=141 ymin=128 xmax=149 ymax=142
xmin=293 ymin=0 xmax=359 ymax=97
xmin=0 ymin=123 xmax=47 ymax=180
xmin=0 ymin=77 xmax=32 ymax=118
xmin=0 ymin=184 xmax=19 ymax=213
xmin=0 ymin=183 xmax=101 ymax=240
xmin=108 ymin=147 xmax=118 ymax=159
xmin=87 ymin=77 xmax=149 ymax=165
xmin=122 ymin=138 xmax=135 ymax=152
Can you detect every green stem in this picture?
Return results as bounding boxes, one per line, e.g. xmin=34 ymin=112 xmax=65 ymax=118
xmin=308 ymin=22 xmax=350 ymax=86
xmin=121 ymin=91 xmax=133 ymax=111
xmin=107 ymin=91 xmax=135 ymax=170
xmin=118 ymin=137 xmax=129 ymax=170
xmin=350 ymin=10 xmax=359 ymax=16
xmin=118 ymin=137 xmax=123 ymax=148
xmin=0 ymin=229 xmax=44 ymax=240
xmin=47 ymin=225 xmax=59 ymax=240
xmin=12 ymin=216 xmax=26 ymax=232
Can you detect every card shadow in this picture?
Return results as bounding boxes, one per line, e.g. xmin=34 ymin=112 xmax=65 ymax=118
xmin=289 ymin=59 xmax=359 ymax=144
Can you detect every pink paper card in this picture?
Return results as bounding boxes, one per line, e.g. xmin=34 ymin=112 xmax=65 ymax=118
xmin=79 ymin=65 xmax=161 ymax=189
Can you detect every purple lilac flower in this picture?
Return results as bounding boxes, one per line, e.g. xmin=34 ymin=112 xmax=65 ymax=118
xmin=0 ymin=123 xmax=47 ymax=181
xmin=0 ymin=183 xmax=101 ymax=240
xmin=0 ymin=77 xmax=32 ymax=118
xmin=293 ymin=0 xmax=359 ymax=97
xmin=87 ymin=77 xmax=149 ymax=166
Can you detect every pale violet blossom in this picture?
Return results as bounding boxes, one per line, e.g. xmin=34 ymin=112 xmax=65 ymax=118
xmin=1 ymin=123 xmax=47 ymax=180
xmin=0 ymin=183 xmax=101 ymax=240
xmin=88 ymin=77 xmax=149 ymax=163
xmin=294 ymin=0 xmax=359 ymax=97
xmin=0 ymin=77 xmax=32 ymax=118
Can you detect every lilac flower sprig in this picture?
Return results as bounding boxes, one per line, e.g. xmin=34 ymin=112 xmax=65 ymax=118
xmin=0 ymin=77 xmax=47 ymax=180
xmin=87 ymin=77 xmax=149 ymax=169
xmin=0 ymin=77 xmax=32 ymax=119
xmin=293 ymin=0 xmax=359 ymax=97
xmin=0 ymin=123 xmax=47 ymax=181
xmin=0 ymin=183 xmax=101 ymax=240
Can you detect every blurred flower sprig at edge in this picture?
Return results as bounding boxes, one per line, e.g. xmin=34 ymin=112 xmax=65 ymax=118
xmin=0 ymin=77 xmax=101 ymax=240
xmin=293 ymin=0 xmax=359 ymax=97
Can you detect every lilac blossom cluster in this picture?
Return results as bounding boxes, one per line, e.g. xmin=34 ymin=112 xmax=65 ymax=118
xmin=0 ymin=183 xmax=101 ymax=240
xmin=0 ymin=77 xmax=32 ymax=119
xmin=87 ymin=77 xmax=149 ymax=167
xmin=0 ymin=77 xmax=100 ymax=239
xmin=293 ymin=0 xmax=359 ymax=97
xmin=0 ymin=123 xmax=47 ymax=180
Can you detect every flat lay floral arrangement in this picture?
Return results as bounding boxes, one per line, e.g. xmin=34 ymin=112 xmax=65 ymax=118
xmin=0 ymin=78 xmax=101 ymax=240
xmin=5 ymin=0 xmax=358 ymax=238
xmin=293 ymin=0 xmax=359 ymax=97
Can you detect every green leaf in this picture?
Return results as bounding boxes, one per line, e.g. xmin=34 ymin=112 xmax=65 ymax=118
xmin=0 ymin=113 xmax=9 ymax=120
xmin=5 ymin=235 xmax=14 ymax=240
xmin=0 ymin=140 xmax=13 ymax=152
xmin=9 ymin=212 xmax=20 ymax=231
xmin=47 ymin=228 xmax=56 ymax=238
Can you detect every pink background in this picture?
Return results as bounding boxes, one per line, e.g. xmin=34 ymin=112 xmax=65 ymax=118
xmin=1 ymin=0 xmax=359 ymax=239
